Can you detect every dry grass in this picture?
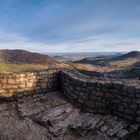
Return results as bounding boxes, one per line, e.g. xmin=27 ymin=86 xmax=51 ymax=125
xmin=0 ymin=63 xmax=49 ymax=73
xmin=109 ymin=59 xmax=138 ymax=68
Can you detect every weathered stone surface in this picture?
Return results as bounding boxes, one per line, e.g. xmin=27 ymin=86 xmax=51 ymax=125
xmin=60 ymin=70 xmax=140 ymax=123
xmin=0 ymin=69 xmax=59 ymax=97
xmin=0 ymin=69 xmax=140 ymax=139
xmin=17 ymin=91 xmax=67 ymax=117
xmin=0 ymin=91 xmax=138 ymax=140
xmin=0 ymin=102 xmax=49 ymax=140
xmin=116 ymin=129 xmax=129 ymax=138
xmin=15 ymin=91 xmax=139 ymax=140
xmin=33 ymin=104 xmax=79 ymax=136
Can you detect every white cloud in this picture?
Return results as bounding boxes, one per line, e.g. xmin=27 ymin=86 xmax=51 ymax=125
xmin=0 ymin=31 xmax=27 ymax=42
xmin=0 ymin=31 xmax=139 ymax=53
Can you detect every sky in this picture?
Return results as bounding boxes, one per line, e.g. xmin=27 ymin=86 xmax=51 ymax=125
xmin=0 ymin=0 xmax=140 ymax=52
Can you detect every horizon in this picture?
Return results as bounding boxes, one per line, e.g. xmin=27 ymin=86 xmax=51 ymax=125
xmin=0 ymin=48 xmax=134 ymax=54
xmin=0 ymin=0 xmax=140 ymax=52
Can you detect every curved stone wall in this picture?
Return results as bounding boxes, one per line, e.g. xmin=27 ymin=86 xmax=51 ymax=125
xmin=0 ymin=69 xmax=59 ymax=98
xmin=0 ymin=68 xmax=140 ymax=123
xmin=60 ymin=70 xmax=140 ymax=123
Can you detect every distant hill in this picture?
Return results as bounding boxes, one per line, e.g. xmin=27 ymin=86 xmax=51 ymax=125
xmin=75 ymin=51 xmax=140 ymax=68
xmin=0 ymin=49 xmax=58 ymax=65
xmin=114 ymin=62 xmax=140 ymax=79
xmin=53 ymin=55 xmax=70 ymax=62
xmin=114 ymin=51 xmax=140 ymax=60
xmin=74 ymin=53 xmax=123 ymax=66
xmin=75 ymin=57 xmax=110 ymax=66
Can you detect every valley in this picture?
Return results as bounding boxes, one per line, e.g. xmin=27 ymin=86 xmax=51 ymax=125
xmin=73 ymin=51 xmax=140 ymax=79
xmin=0 ymin=50 xmax=140 ymax=80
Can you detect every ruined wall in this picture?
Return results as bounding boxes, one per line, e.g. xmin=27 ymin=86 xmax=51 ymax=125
xmin=0 ymin=69 xmax=140 ymax=123
xmin=0 ymin=69 xmax=59 ymax=98
xmin=60 ymin=70 xmax=140 ymax=123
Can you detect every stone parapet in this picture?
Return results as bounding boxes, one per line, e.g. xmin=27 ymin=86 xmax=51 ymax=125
xmin=0 ymin=69 xmax=59 ymax=98
xmin=0 ymin=68 xmax=140 ymax=123
xmin=60 ymin=70 xmax=140 ymax=123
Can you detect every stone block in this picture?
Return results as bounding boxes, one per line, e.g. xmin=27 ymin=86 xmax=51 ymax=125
xmin=129 ymin=104 xmax=137 ymax=110
xmin=27 ymin=83 xmax=35 ymax=88
xmin=8 ymin=79 xmax=16 ymax=84
xmin=2 ymin=84 xmax=11 ymax=89
xmin=0 ymin=89 xmax=7 ymax=94
xmin=84 ymin=100 xmax=96 ymax=108
xmin=11 ymin=85 xmax=19 ymax=89
xmin=1 ymin=79 xmax=7 ymax=84
xmin=19 ymin=84 xmax=26 ymax=88
xmin=136 ymin=117 xmax=140 ymax=122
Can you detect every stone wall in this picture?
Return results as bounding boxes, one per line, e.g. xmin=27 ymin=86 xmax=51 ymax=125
xmin=60 ymin=70 xmax=140 ymax=123
xmin=0 ymin=68 xmax=140 ymax=123
xmin=0 ymin=69 xmax=59 ymax=98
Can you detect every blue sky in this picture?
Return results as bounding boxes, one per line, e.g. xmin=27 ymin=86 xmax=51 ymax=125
xmin=0 ymin=0 xmax=140 ymax=52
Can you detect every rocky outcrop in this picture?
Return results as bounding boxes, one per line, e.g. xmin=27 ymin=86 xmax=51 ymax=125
xmin=0 ymin=91 xmax=138 ymax=140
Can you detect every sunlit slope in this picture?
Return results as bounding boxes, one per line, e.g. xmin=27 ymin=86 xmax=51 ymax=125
xmin=75 ymin=51 xmax=140 ymax=68
xmin=0 ymin=63 xmax=48 ymax=73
